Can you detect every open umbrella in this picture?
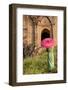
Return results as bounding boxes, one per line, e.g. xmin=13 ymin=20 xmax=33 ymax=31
xmin=41 ymin=38 xmax=55 ymax=48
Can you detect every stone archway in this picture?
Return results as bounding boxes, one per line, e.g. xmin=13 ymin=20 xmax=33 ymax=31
xmin=41 ymin=29 xmax=50 ymax=41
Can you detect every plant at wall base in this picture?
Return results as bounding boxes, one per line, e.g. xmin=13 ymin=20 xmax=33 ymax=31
xmin=23 ymin=46 xmax=57 ymax=74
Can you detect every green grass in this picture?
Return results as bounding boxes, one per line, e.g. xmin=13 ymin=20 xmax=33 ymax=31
xmin=23 ymin=47 xmax=57 ymax=74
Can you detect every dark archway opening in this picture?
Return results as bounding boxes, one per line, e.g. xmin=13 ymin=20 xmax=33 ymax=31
xmin=41 ymin=29 xmax=50 ymax=40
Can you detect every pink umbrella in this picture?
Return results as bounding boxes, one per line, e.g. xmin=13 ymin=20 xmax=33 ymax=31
xmin=41 ymin=38 xmax=55 ymax=48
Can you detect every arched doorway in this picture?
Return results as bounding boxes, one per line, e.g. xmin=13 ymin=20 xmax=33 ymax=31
xmin=41 ymin=29 xmax=50 ymax=41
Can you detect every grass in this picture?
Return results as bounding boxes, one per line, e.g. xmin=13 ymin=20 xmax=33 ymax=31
xmin=23 ymin=47 xmax=57 ymax=75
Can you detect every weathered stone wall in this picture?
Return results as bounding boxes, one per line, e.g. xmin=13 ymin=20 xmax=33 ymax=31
xmin=23 ymin=15 xmax=57 ymax=49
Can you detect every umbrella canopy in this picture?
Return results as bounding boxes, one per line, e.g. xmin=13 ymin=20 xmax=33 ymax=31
xmin=41 ymin=38 xmax=55 ymax=48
